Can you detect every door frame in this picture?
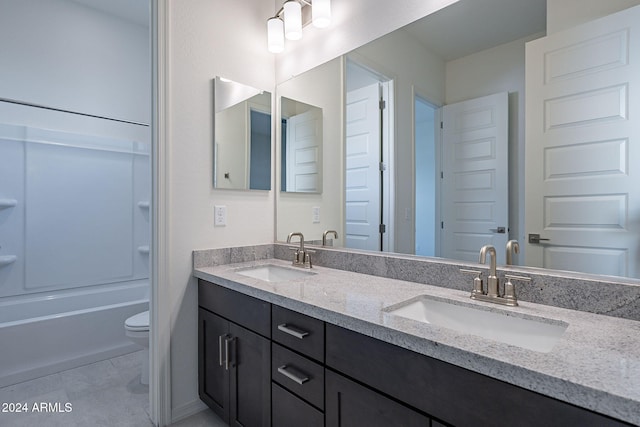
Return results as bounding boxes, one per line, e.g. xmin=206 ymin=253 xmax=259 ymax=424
xmin=150 ymin=1 xmax=172 ymax=425
xmin=344 ymin=56 xmax=395 ymax=252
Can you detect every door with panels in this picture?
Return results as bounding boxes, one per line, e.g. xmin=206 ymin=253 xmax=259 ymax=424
xmin=525 ymin=5 xmax=640 ymax=277
xmin=440 ymin=92 xmax=509 ymax=264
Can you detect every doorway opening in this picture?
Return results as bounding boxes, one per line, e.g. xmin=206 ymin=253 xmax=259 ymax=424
xmin=414 ymin=96 xmax=439 ymax=257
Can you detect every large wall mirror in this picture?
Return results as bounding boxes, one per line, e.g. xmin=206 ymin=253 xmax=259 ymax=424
xmin=275 ymin=0 xmax=640 ymax=280
xmin=214 ymin=76 xmax=272 ymax=191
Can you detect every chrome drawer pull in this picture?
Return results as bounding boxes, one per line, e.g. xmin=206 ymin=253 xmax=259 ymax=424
xmin=277 ymin=323 xmax=309 ymax=339
xmin=278 ymin=365 xmax=309 ymax=385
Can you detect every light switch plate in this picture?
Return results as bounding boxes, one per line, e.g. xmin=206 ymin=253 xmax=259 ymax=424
xmin=312 ymin=206 xmax=320 ymax=223
xmin=214 ymin=205 xmax=227 ymax=226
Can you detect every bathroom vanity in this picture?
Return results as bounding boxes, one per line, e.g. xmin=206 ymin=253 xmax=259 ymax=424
xmin=194 ymin=245 xmax=640 ymax=426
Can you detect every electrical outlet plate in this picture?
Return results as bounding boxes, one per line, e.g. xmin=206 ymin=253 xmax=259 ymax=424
xmin=312 ymin=206 xmax=320 ymax=223
xmin=214 ymin=205 xmax=227 ymax=226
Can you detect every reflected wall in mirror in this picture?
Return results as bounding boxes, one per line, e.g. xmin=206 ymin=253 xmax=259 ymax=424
xmin=213 ymin=76 xmax=272 ymax=190
xmin=276 ymin=59 xmax=343 ymax=246
xmin=275 ymin=0 xmax=640 ymax=279
xmin=280 ymin=97 xmax=323 ymax=193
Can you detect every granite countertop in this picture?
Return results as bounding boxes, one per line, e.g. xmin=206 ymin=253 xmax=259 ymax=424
xmin=193 ymin=258 xmax=640 ymax=425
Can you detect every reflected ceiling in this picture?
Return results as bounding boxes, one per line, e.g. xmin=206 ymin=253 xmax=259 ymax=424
xmin=404 ymin=0 xmax=546 ymax=61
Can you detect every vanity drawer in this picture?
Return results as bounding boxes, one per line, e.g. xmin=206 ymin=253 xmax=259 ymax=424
xmin=272 ymin=343 xmax=324 ymax=410
xmin=198 ymin=279 xmax=271 ymax=338
xmin=272 ymin=382 xmax=323 ymax=427
xmin=272 ymin=305 xmax=324 ymax=362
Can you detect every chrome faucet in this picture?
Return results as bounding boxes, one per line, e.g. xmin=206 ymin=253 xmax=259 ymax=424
xmin=322 ymin=230 xmax=338 ymax=246
xmin=460 ymin=244 xmax=529 ymax=307
xmin=286 ymin=232 xmax=312 ymax=268
xmin=506 ymin=240 xmax=520 ymax=265
xmin=479 ymin=245 xmax=499 ymax=297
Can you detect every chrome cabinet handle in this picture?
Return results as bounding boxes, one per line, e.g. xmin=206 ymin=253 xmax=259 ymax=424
xmin=218 ymin=334 xmax=229 ymax=366
xmin=277 ymin=323 xmax=309 ymax=339
xmin=277 ymin=365 xmax=309 ymax=385
xmin=224 ymin=336 xmax=236 ymax=370
xmin=489 ymin=227 xmax=506 ymax=234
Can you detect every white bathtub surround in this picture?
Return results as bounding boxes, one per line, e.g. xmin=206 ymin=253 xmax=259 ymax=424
xmin=0 ymin=116 xmax=151 ymax=389
xmin=0 ymin=281 xmax=149 ymax=388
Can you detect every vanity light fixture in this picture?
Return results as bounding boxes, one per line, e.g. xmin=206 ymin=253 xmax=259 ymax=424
xmin=267 ymin=0 xmax=332 ymax=53
xmin=284 ymin=1 xmax=302 ymax=40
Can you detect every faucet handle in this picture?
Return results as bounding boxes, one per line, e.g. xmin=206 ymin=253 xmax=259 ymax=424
xmin=460 ymin=269 xmax=484 ymax=297
xmin=503 ymin=274 xmax=530 ymax=306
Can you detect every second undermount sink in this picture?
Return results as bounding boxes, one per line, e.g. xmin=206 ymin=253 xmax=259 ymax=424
xmin=235 ymin=264 xmax=315 ymax=282
xmin=384 ymin=295 xmax=568 ymax=353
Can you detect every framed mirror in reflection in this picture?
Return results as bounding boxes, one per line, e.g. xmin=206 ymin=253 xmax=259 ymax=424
xmin=213 ymin=76 xmax=272 ymax=191
xmin=280 ymin=97 xmax=323 ymax=193
xmin=275 ymin=0 xmax=640 ymax=279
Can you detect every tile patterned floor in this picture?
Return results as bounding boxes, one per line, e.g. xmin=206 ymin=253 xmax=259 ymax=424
xmin=0 ymin=351 xmax=227 ymax=427
xmin=0 ymin=351 xmax=152 ymax=427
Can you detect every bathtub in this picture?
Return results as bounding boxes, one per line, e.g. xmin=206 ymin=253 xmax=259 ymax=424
xmin=0 ymin=280 xmax=149 ymax=388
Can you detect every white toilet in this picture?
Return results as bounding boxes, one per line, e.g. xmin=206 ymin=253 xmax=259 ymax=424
xmin=125 ymin=310 xmax=150 ymax=385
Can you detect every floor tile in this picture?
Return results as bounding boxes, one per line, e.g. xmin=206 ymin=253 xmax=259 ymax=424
xmin=0 ymin=350 xmax=152 ymax=427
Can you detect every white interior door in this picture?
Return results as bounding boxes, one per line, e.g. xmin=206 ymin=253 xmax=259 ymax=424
xmin=525 ymin=5 xmax=640 ymax=278
xmin=345 ymin=83 xmax=381 ymax=251
xmin=286 ymin=108 xmax=322 ymax=192
xmin=440 ymin=92 xmax=509 ymax=263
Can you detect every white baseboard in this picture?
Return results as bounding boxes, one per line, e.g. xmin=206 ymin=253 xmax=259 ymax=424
xmin=171 ymin=399 xmax=208 ymax=424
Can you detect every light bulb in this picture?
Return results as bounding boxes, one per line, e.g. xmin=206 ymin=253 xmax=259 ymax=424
xmin=312 ymin=0 xmax=331 ymax=28
xmin=284 ymin=1 xmax=302 ymax=41
xmin=267 ymin=17 xmax=284 ymax=53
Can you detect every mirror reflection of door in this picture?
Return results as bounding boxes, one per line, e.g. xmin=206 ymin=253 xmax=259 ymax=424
xmin=345 ymin=60 xmax=393 ymax=252
xmin=280 ymin=97 xmax=323 ymax=193
xmin=525 ymin=6 xmax=640 ymax=278
xmin=440 ymin=92 xmax=510 ymax=264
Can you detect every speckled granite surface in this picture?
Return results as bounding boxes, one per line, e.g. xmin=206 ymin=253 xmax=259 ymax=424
xmin=193 ymin=245 xmax=640 ymax=424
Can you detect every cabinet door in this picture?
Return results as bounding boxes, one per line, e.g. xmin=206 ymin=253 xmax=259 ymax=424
xmin=229 ymin=322 xmax=271 ymax=427
xmin=199 ymin=309 xmax=230 ymax=423
xmin=325 ymin=370 xmax=430 ymax=427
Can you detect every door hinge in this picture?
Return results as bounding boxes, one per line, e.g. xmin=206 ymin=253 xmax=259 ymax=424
xmin=379 ymin=224 xmax=386 ymax=234
xmin=379 ymin=162 xmax=387 ymax=172
xmin=379 ymin=99 xmax=386 ymax=110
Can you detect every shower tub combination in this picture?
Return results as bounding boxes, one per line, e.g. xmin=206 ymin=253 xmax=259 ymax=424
xmin=0 ymin=111 xmax=150 ymax=388
xmin=0 ymin=281 xmax=148 ymax=388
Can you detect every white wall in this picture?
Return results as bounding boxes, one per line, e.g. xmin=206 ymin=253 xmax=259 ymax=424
xmin=0 ymin=0 xmax=150 ymax=124
xmin=350 ymin=29 xmax=446 ymax=254
xmin=547 ymin=0 xmax=640 ymax=34
xmin=276 ymin=58 xmax=343 ymax=244
xmin=445 ymin=32 xmax=544 ymax=251
xmin=166 ymin=0 xmax=275 ymax=419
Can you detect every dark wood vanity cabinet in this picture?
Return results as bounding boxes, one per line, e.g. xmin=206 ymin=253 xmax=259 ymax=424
xmin=198 ymin=281 xmax=271 ymax=427
xmin=198 ymin=280 xmax=631 ymax=427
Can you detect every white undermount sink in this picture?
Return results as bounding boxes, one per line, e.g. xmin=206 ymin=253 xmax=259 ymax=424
xmin=384 ymin=295 xmax=568 ymax=352
xmin=235 ymin=264 xmax=315 ymax=282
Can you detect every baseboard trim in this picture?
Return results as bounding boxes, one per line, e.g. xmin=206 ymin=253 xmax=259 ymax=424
xmin=171 ymin=399 xmax=208 ymax=424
